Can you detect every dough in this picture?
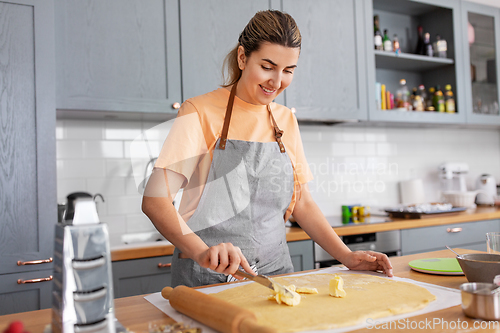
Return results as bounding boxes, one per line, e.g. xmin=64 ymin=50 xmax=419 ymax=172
xmin=211 ymin=273 xmax=436 ymax=332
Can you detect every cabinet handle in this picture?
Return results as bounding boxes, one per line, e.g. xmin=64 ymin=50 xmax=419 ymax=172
xmin=17 ymin=275 xmax=53 ymax=284
xmin=447 ymin=227 xmax=462 ymax=233
xmin=172 ymin=102 xmax=181 ymax=110
xmin=158 ymin=263 xmax=172 ymax=268
xmin=17 ymin=257 xmax=53 ymax=266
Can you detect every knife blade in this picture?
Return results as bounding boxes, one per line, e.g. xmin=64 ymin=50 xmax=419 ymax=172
xmin=233 ymin=270 xmax=295 ymax=297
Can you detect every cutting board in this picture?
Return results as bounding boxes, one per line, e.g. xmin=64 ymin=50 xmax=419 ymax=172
xmin=409 ymin=258 xmax=464 ymax=275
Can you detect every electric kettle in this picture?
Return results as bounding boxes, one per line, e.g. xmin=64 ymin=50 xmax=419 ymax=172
xmin=476 ymin=174 xmax=497 ymax=205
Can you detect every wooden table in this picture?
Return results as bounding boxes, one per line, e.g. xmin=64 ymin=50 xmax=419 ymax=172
xmin=1 ymin=249 xmax=498 ymax=333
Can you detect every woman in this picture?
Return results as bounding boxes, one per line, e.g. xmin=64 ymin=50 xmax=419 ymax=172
xmin=142 ymin=10 xmax=393 ymax=288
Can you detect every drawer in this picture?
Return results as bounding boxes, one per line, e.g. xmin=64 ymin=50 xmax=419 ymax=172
xmin=0 ymin=269 xmax=53 ymax=315
xmin=112 ymin=255 xmax=172 ymax=298
xmin=401 ymin=219 xmax=500 ymax=254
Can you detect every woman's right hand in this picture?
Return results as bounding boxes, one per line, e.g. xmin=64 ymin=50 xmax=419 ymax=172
xmin=195 ymin=243 xmax=256 ymax=279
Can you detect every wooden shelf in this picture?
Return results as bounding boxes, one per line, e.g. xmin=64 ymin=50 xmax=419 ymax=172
xmin=375 ymin=50 xmax=455 ymax=72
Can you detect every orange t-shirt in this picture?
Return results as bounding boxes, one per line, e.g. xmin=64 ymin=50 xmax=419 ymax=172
xmin=155 ymin=88 xmax=313 ymax=222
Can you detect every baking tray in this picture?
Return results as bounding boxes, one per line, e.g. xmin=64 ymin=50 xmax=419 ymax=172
xmin=385 ymin=206 xmax=467 ymax=219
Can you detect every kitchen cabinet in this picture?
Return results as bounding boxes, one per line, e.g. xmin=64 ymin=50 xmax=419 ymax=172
xmin=401 ymin=219 xmax=500 ymax=255
xmin=366 ymin=0 xmax=467 ymax=124
xmin=111 ymin=241 xmax=313 ymax=298
xmin=282 ymin=0 xmax=369 ymax=122
xmin=112 ymin=255 xmax=173 ymax=298
xmin=0 ymin=0 xmax=56 ymax=314
xmin=0 ymin=270 xmax=53 ymax=316
xmin=287 ymin=240 xmax=315 ymax=272
xmin=179 ymin=0 xmax=276 ymax=101
xmin=461 ymin=1 xmax=500 ymax=125
xmin=54 ymin=0 xmax=182 ymax=118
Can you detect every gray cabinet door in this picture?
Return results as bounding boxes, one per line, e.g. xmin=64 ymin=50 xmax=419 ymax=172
xmin=288 ymin=240 xmax=314 ymax=272
xmin=55 ymin=0 xmax=182 ymax=115
xmin=112 ymin=256 xmax=173 ymax=298
xmin=401 ymin=219 xmax=500 ymax=255
xmin=0 ymin=269 xmax=54 ymax=315
xmin=461 ymin=1 xmax=500 ymax=125
xmin=179 ymin=0 xmax=272 ymax=101
xmin=282 ymin=0 xmax=368 ymax=121
xmin=0 ymin=0 xmax=56 ymax=277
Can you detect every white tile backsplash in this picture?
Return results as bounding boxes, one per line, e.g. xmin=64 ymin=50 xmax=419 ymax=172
xmin=56 ymin=119 xmax=500 ymax=238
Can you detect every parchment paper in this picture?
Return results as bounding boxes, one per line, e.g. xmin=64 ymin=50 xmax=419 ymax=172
xmin=144 ymin=267 xmax=462 ymax=333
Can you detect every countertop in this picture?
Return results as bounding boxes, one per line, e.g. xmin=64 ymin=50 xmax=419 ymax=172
xmin=0 ymin=248 xmax=490 ymax=333
xmin=111 ymin=206 xmax=500 ymax=261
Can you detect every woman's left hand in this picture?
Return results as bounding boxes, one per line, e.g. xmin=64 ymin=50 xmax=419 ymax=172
xmin=342 ymin=251 xmax=394 ymax=277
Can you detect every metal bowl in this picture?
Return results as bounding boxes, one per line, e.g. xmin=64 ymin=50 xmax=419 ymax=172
xmin=457 ymin=253 xmax=500 ymax=283
xmin=460 ymin=283 xmax=500 ymax=320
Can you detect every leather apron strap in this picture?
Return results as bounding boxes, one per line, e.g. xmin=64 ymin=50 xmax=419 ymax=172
xmin=218 ymin=83 xmax=286 ymax=153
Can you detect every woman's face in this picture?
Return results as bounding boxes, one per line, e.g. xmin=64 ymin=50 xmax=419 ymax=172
xmin=237 ymin=42 xmax=300 ymax=106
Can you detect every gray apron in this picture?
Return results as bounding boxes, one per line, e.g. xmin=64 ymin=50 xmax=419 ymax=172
xmin=171 ymin=84 xmax=295 ymax=287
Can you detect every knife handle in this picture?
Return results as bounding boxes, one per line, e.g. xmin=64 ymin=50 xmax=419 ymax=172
xmin=161 ymin=285 xmax=276 ymax=333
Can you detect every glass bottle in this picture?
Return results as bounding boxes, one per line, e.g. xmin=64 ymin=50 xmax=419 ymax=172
xmin=433 ymin=85 xmax=445 ymax=112
xmin=393 ymin=34 xmax=401 ymax=55
xmin=445 ymin=84 xmax=455 ymax=113
xmin=418 ymin=85 xmax=428 ymax=109
xmin=383 ymin=29 xmax=392 ymax=52
xmin=374 ymin=15 xmax=383 ymax=50
xmin=424 ymin=32 xmax=433 ymax=57
xmin=433 ymin=34 xmax=448 ymax=58
xmin=415 ymin=25 xmax=425 ymax=55
xmin=427 ymin=87 xmax=435 ymax=110
xmin=395 ymin=79 xmax=410 ymax=111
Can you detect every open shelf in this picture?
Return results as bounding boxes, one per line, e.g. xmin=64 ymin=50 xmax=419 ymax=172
xmin=375 ymin=50 xmax=455 ymax=72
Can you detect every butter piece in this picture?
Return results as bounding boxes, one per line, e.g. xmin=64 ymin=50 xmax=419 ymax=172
xmin=296 ymin=287 xmax=319 ymax=294
xmin=329 ymin=275 xmax=347 ymax=298
xmin=272 ymin=283 xmax=301 ymax=306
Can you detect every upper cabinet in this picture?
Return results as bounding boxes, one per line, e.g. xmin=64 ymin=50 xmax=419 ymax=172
xmin=55 ymin=0 xmax=182 ymax=118
xmin=462 ymin=1 xmax=500 ymax=125
xmin=366 ymin=0 xmax=467 ymax=124
xmin=179 ymin=0 xmax=274 ymax=102
xmin=282 ymin=0 xmax=369 ymax=122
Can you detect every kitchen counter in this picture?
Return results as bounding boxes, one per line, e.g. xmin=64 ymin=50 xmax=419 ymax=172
xmin=111 ymin=206 xmax=500 ymax=261
xmin=0 ymin=248 xmax=491 ymax=333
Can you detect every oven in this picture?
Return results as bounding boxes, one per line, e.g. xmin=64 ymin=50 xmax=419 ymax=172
xmin=314 ymin=230 xmax=401 ymax=268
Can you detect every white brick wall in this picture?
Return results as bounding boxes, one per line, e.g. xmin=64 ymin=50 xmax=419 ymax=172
xmin=56 ymin=119 xmax=500 ymax=237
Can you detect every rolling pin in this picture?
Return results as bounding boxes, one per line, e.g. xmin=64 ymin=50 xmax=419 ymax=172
xmin=162 ymin=286 xmax=277 ymax=333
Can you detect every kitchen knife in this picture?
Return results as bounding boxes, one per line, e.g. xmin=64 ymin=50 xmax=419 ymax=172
xmin=233 ymin=270 xmax=295 ymax=297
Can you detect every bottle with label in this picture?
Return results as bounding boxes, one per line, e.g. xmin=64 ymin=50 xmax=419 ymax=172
xmin=424 ymin=32 xmax=433 ymax=57
xmin=374 ymin=15 xmax=383 ymax=50
xmin=415 ymin=25 xmax=425 ymax=55
xmin=433 ymin=34 xmax=448 ymax=58
xmin=383 ymin=29 xmax=392 ymax=52
xmin=445 ymin=84 xmax=455 ymax=113
xmin=393 ymin=34 xmax=401 ymax=55
xmin=433 ymin=85 xmax=445 ymax=112
xmin=418 ymin=85 xmax=428 ymax=109
xmin=395 ymin=79 xmax=410 ymax=111
xmin=427 ymin=87 xmax=435 ymax=110
xmin=413 ymin=95 xmax=424 ymax=111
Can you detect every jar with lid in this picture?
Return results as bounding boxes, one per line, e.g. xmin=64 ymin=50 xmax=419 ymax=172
xmin=395 ymin=79 xmax=410 ymax=111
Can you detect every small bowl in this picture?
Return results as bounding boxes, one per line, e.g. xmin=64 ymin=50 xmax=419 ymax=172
xmin=460 ymin=282 xmax=500 ymax=320
xmin=457 ymin=253 xmax=500 ymax=283
xmin=442 ymin=191 xmax=478 ymax=208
